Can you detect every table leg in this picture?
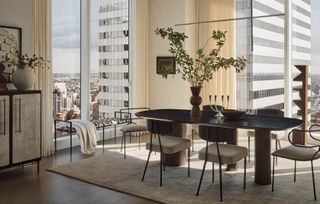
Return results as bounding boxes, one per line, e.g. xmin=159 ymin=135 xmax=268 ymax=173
xmin=255 ymin=129 xmax=271 ymax=185
xmin=226 ymin=130 xmax=238 ymax=170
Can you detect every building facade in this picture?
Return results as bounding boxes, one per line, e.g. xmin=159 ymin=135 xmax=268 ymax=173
xmin=236 ymin=0 xmax=311 ymax=116
xmin=98 ymin=0 xmax=130 ymax=119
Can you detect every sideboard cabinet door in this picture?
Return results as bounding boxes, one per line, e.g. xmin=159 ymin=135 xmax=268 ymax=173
xmin=0 ymin=96 xmax=10 ymax=167
xmin=12 ymin=94 xmax=41 ymax=164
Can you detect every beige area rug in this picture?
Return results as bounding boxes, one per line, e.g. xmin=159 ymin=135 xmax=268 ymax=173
xmin=48 ymin=140 xmax=320 ymax=204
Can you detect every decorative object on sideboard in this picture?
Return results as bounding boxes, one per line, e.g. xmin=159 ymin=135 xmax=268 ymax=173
xmin=1 ymin=53 xmax=50 ymax=90
xmin=155 ymin=27 xmax=247 ymax=118
xmin=156 ymin=56 xmax=176 ymax=78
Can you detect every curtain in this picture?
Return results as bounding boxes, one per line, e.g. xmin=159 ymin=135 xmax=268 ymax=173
xmin=198 ymin=0 xmax=235 ymax=108
xmin=131 ymin=0 xmax=149 ymax=108
xmin=32 ymin=0 xmax=53 ymax=157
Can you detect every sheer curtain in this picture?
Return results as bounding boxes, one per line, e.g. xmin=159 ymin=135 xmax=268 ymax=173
xmin=131 ymin=0 xmax=149 ymax=108
xmin=32 ymin=0 xmax=53 ymax=157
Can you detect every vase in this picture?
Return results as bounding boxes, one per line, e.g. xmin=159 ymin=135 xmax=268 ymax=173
xmin=190 ymin=86 xmax=202 ymax=118
xmin=12 ymin=69 xmax=35 ymax=90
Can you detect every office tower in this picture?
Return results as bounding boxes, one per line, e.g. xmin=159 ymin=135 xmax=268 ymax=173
xmin=98 ymin=0 xmax=130 ymax=119
xmin=236 ymin=0 xmax=311 ymax=116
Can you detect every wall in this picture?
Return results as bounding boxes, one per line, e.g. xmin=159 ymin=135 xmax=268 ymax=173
xmin=0 ymin=0 xmax=33 ymax=54
xmin=148 ymin=0 xmax=197 ymax=109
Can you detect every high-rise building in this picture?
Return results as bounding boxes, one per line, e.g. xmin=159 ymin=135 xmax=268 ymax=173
xmin=98 ymin=0 xmax=130 ymax=119
xmin=236 ymin=0 xmax=311 ymax=115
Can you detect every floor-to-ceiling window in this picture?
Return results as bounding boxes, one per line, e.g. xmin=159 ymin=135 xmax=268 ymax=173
xmin=52 ymin=0 xmax=131 ymax=125
xmin=90 ymin=0 xmax=130 ymax=120
xmin=52 ymin=0 xmax=81 ymax=121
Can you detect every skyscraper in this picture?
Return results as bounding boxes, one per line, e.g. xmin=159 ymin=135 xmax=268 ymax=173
xmin=236 ymin=0 xmax=311 ymax=116
xmin=98 ymin=0 xmax=130 ymax=119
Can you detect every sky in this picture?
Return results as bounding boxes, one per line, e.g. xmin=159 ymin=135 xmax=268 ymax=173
xmin=52 ymin=0 xmax=320 ymax=75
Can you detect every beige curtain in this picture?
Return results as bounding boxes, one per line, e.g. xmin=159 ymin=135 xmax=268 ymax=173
xmin=32 ymin=0 xmax=53 ymax=157
xmin=198 ymin=0 xmax=235 ymax=108
xmin=132 ymin=0 xmax=149 ymax=108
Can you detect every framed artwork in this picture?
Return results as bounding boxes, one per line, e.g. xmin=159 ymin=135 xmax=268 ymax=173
xmin=0 ymin=25 xmax=22 ymax=81
xmin=156 ymin=56 xmax=176 ymax=75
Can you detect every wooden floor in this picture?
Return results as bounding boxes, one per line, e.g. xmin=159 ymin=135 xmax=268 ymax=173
xmin=0 ymin=135 xmax=159 ymax=204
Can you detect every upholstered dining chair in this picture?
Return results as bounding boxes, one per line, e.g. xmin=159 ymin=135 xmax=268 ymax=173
xmin=118 ymin=107 xmax=150 ymax=159
xmin=247 ymin=109 xmax=285 ymax=162
xmin=142 ymin=120 xmax=191 ymax=187
xmin=272 ymin=124 xmax=320 ymax=200
xmin=196 ymin=125 xmax=248 ymax=202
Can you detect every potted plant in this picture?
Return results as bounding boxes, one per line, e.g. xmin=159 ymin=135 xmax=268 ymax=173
xmin=155 ymin=27 xmax=247 ymax=117
xmin=1 ymin=53 xmax=50 ymax=90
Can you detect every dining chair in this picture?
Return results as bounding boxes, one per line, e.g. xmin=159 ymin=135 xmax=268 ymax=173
xmin=142 ymin=120 xmax=191 ymax=186
xmin=247 ymin=109 xmax=285 ymax=162
xmin=117 ymin=107 xmax=150 ymax=159
xmin=271 ymin=124 xmax=320 ymax=200
xmin=190 ymin=105 xmax=222 ymax=152
xmin=196 ymin=125 xmax=248 ymax=202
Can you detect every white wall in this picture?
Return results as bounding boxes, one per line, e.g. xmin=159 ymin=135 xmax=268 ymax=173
xmin=0 ymin=0 xmax=33 ymax=54
xmin=148 ymin=0 xmax=197 ymax=109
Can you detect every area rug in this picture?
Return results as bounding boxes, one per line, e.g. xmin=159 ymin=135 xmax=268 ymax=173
xmin=48 ymin=142 xmax=320 ymax=204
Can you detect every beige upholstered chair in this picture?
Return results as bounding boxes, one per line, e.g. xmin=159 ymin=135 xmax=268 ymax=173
xmin=142 ymin=120 xmax=191 ymax=186
xmin=247 ymin=109 xmax=285 ymax=162
xmin=117 ymin=107 xmax=150 ymax=159
xmin=196 ymin=125 xmax=248 ymax=202
xmin=272 ymin=124 xmax=320 ymax=200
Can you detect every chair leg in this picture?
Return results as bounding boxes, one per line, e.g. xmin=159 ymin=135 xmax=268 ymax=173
xmin=124 ymin=133 xmax=126 ymax=159
xmin=275 ymin=140 xmax=278 ymax=166
xmin=163 ymin=153 xmax=166 ymax=171
xmin=196 ymin=160 xmax=207 ymax=196
xmin=244 ymin=157 xmax=247 ymax=189
xmin=311 ymin=160 xmax=317 ymax=200
xmin=272 ymin=156 xmax=275 ymax=192
xmin=120 ymin=133 xmax=124 ymax=152
xmin=129 ymin=133 xmax=132 ymax=143
xmin=191 ymin=129 xmax=194 ymax=152
xmin=188 ymin=148 xmax=190 ymax=177
xmin=138 ymin=132 xmax=141 ymax=150
xmin=248 ymin=136 xmax=250 ymax=162
xmin=293 ymin=160 xmax=297 ymax=182
xmin=219 ymin=161 xmax=223 ymax=202
xmin=142 ymin=149 xmax=152 ymax=182
xmin=160 ymin=150 xmax=163 ymax=187
xmin=212 ymin=162 xmax=214 ymax=183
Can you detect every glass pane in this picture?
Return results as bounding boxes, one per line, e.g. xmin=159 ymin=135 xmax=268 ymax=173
xmin=236 ymin=2 xmax=285 ymax=112
xmin=52 ymin=0 xmax=81 ymax=122
xmin=90 ymin=0 xmax=130 ymax=120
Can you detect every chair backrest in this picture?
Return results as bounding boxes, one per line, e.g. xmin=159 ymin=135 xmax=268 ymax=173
xmin=199 ymin=125 xmax=237 ymax=143
xmin=147 ymin=119 xmax=174 ymax=134
xmin=257 ymin=109 xmax=284 ymax=118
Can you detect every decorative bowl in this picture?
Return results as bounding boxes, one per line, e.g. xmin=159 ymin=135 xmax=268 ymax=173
xmin=221 ymin=109 xmax=246 ymax=120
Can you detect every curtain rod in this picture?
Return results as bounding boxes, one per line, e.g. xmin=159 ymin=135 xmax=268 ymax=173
xmin=174 ymin=13 xmax=285 ymax=27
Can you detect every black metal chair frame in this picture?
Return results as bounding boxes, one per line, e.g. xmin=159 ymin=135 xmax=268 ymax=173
xmin=141 ymin=120 xmax=191 ymax=187
xmin=196 ymin=126 xmax=247 ymax=202
xmin=272 ymin=124 xmax=320 ymax=200
xmin=116 ymin=107 xmax=150 ymax=159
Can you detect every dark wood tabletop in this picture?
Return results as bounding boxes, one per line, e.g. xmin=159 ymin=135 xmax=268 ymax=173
xmin=135 ymin=109 xmax=303 ymax=130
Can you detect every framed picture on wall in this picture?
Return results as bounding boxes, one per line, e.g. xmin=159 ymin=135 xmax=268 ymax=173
xmin=156 ymin=56 xmax=176 ymax=75
xmin=0 ymin=25 xmax=22 ymax=80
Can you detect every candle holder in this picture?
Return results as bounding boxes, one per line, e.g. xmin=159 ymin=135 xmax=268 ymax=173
xmin=209 ymin=95 xmax=230 ymax=117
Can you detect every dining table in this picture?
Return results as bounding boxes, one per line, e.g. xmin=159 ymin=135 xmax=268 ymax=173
xmin=136 ymin=109 xmax=303 ymax=185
